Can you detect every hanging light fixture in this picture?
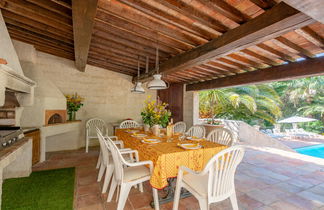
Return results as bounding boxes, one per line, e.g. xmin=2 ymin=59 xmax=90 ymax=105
xmin=131 ymin=56 xmax=145 ymax=94
xmin=147 ymin=43 xmax=168 ymax=90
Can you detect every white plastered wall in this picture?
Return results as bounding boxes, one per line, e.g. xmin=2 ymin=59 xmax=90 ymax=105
xmin=183 ymin=85 xmax=199 ymax=128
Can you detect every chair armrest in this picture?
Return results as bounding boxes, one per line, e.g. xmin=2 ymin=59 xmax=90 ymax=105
xmin=109 ymin=136 xmax=118 ymax=140
xmin=179 ymin=166 xmax=207 ymax=176
xmin=124 ymin=160 xmax=154 ymax=173
xmin=119 ymin=148 xmax=131 ymax=152
xmin=112 ymin=140 xmax=124 ymax=148
xmin=120 ymin=149 xmax=137 ymax=155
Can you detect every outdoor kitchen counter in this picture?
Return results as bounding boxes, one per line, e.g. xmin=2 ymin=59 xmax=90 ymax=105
xmin=0 ymin=137 xmax=31 ymax=162
xmin=22 ymin=127 xmax=40 ymax=134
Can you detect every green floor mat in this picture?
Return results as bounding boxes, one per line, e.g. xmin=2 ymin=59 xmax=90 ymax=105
xmin=2 ymin=168 xmax=75 ymax=210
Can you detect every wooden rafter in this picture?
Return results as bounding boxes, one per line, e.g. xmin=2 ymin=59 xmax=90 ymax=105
xmin=186 ymin=57 xmax=324 ymax=91
xmin=137 ymin=2 xmax=314 ymax=82
xmin=72 ymin=0 xmax=98 ymax=71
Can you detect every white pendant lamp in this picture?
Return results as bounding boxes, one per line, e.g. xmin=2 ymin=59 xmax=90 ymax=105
xmin=147 ymin=45 xmax=168 ymax=90
xmin=131 ymin=56 xmax=145 ymax=94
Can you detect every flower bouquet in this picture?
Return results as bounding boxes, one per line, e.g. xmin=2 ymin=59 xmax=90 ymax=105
xmin=65 ymin=93 xmax=84 ymax=121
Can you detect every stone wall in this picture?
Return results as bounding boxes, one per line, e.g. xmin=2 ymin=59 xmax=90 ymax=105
xmin=14 ymin=41 xmax=156 ymax=151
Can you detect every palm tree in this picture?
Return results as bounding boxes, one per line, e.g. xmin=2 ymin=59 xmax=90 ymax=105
xmin=199 ymin=84 xmax=282 ymax=124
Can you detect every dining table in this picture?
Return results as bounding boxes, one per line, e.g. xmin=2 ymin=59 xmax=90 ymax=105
xmin=115 ymin=127 xmax=228 ymax=205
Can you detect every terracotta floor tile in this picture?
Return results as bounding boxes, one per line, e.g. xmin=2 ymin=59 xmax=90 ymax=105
xmin=30 ymin=147 xmax=324 ymax=210
xmin=77 ymin=203 xmax=105 ymax=210
xmin=77 ymin=193 xmax=103 ymax=208
xmin=129 ymin=191 xmax=153 ymax=209
xmin=77 ymin=182 xmax=101 ymax=196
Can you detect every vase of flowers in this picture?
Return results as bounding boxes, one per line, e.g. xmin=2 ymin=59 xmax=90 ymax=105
xmin=65 ymin=93 xmax=84 ymax=121
xmin=143 ymin=124 xmax=150 ymax=132
xmin=141 ymin=95 xmax=171 ymax=131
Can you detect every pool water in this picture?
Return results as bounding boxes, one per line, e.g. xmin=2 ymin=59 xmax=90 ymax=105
xmin=296 ymin=144 xmax=324 ymax=159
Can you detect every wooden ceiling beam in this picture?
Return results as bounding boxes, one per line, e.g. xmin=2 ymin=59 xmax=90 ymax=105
xmin=1 ymin=10 xmax=73 ymax=37
xmin=92 ymin=29 xmax=170 ymax=58
xmin=0 ymin=0 xmax=72 ymax=32
xmin=115 ymin=0 xmax=215 ymax=40
xmin=4 ymin=17 xmax=73 ymax=45
xmin=157 ymin=0 xmax=228 ymax=33
xmin=240 ymin=49 xmax=281 ymax=66
xmin=275 ymin=36 xmax=316 ymax=58
xmin=256 ymin=43 xmax=296 ymax=62
xmin=72 ymin=0 xmax=98 ymax=71
xmin=7 ymin=26 xmax=74 ymax=52
xmin=25 ymin=0 xmax=72 ymax=18
xmin=98 ymin=0 xmax=204 ymax=46
xmin=138 ymin=2 xmax=314 ymax=82
xmin=89 ymin=45 xmax=151 ymax=64
xmin=95 ymin=13 xmax=189 ymax=52
xmin=94 ymin=22 xmax=179 ymax=55
xmin=205 ymin=0 xmax=249 ymax=23
xmin=227 ymin=53 xmax=268 ymax=69
xmin=51 ymin=0 xmax=71 ymax=9
xmin=249 ymin=0 xmax=277 ymax=10
xmin=206 ymin=61 xmax=242 ymax=73
xmin=187 ymin=56 xmax=324 ymax=91
xmin=295 ymin=26 xmax=324 ymax=48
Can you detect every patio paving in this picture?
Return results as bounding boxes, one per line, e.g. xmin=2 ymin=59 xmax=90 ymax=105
xmin=278 ymin=136 xmax=324 ymax=149
xmin=32 ymin=146 xmax=324 ymax=210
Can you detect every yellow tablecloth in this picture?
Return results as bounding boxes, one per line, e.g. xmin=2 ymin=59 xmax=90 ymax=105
xmin=116 ymin=128 xmax=227 ymax=189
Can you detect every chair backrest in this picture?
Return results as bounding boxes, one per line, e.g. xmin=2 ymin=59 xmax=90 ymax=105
xmin=119 ymin=120 xmax=140 ymax=129
xmin=86 ymin=118 xmax=108 ymax=137
xmin=173 ymin=121 xmax=186 ymax=133
xmin=186 ymin=125 xmax=205 ymax=138
xmin=96 ymin=128 xmax=110 ymax=167
xmin=203 ymin=146 xmax=245 ymax=202
xmin=105 ymin=136 xmax=125 ymax=184
xmin=207 ymin=127 xmax=234 ymax=146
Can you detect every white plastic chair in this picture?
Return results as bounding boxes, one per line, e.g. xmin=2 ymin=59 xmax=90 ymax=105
xmin=119 ymin=120 xmax=140 ymax=129
xmin=96 ymin=128 xmax=135 ymax=193
xmin=173 ymin=121 xmax=187 ymax=134
xmin=186 ymin=125 xmax=206 ymax=138
xmin=105 ymin=137 xmax=160 ymax=210
xmin=207 ymin=127 xmax=235 ymax=146
xmin=86 ymin=118 xmax=118 ymax=153
xmin=173 ymin=146 xmax=245 ymax=210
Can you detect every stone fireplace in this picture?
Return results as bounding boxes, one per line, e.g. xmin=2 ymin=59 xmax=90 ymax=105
xmin=45 ymin=110 xmax=66 ymax=126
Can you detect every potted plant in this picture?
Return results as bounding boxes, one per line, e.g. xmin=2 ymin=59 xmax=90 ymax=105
xmin=65 ymin=93 xmax=84 ymax=121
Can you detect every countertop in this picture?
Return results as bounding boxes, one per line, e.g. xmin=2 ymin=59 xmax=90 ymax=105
xmin=21 ymin=127 xmax=40 ymax=134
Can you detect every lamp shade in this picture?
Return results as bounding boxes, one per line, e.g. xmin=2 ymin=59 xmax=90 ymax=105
xmin=147 ymin=74 xmax=168 ymax=90
xmin=131 ymin=82 xmax=145 ymax=93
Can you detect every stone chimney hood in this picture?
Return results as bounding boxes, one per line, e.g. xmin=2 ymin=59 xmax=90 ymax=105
xmin=0 ymin=64 xmax=36 ymax=107
xmin=0 ymin=10 xmax=36 ymax=107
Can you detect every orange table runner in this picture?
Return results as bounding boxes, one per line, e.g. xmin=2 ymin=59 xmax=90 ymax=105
xmin=116 ymin=128 xmax=227 ymax=189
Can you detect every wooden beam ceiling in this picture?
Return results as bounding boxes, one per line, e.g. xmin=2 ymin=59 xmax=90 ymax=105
xmin=186 ymin=56 xmax=324 ymax=91
xmin=137 ymin=2 xmax=315 ymax=82
xmin=72 ymin=0 xmax=98 ymax=71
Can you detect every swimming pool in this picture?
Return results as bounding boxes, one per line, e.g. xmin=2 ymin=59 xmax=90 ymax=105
xmin=296 ymin=144 xmax=324 ymax=159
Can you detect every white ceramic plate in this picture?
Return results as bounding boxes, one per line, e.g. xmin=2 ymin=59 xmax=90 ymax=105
xmin=141 ymin=139 xmax=161 ymax=144
xmin=186 ymin=136 xmax=203 ymax=141
xmin=131 ymin=134 xmax=147 ymax=138
xmin=179 ymin=143 xmax=202 ymax=150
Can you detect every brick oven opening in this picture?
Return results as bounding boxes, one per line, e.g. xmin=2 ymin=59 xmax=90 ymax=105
xmin=48 ymin=113 xmax=63 ymax=125
xmin=45 ymin=110 xmax=67 ymax=126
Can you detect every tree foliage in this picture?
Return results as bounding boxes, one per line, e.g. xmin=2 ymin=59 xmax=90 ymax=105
xmin=199 ymin=84 xmax=282 ymax=125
